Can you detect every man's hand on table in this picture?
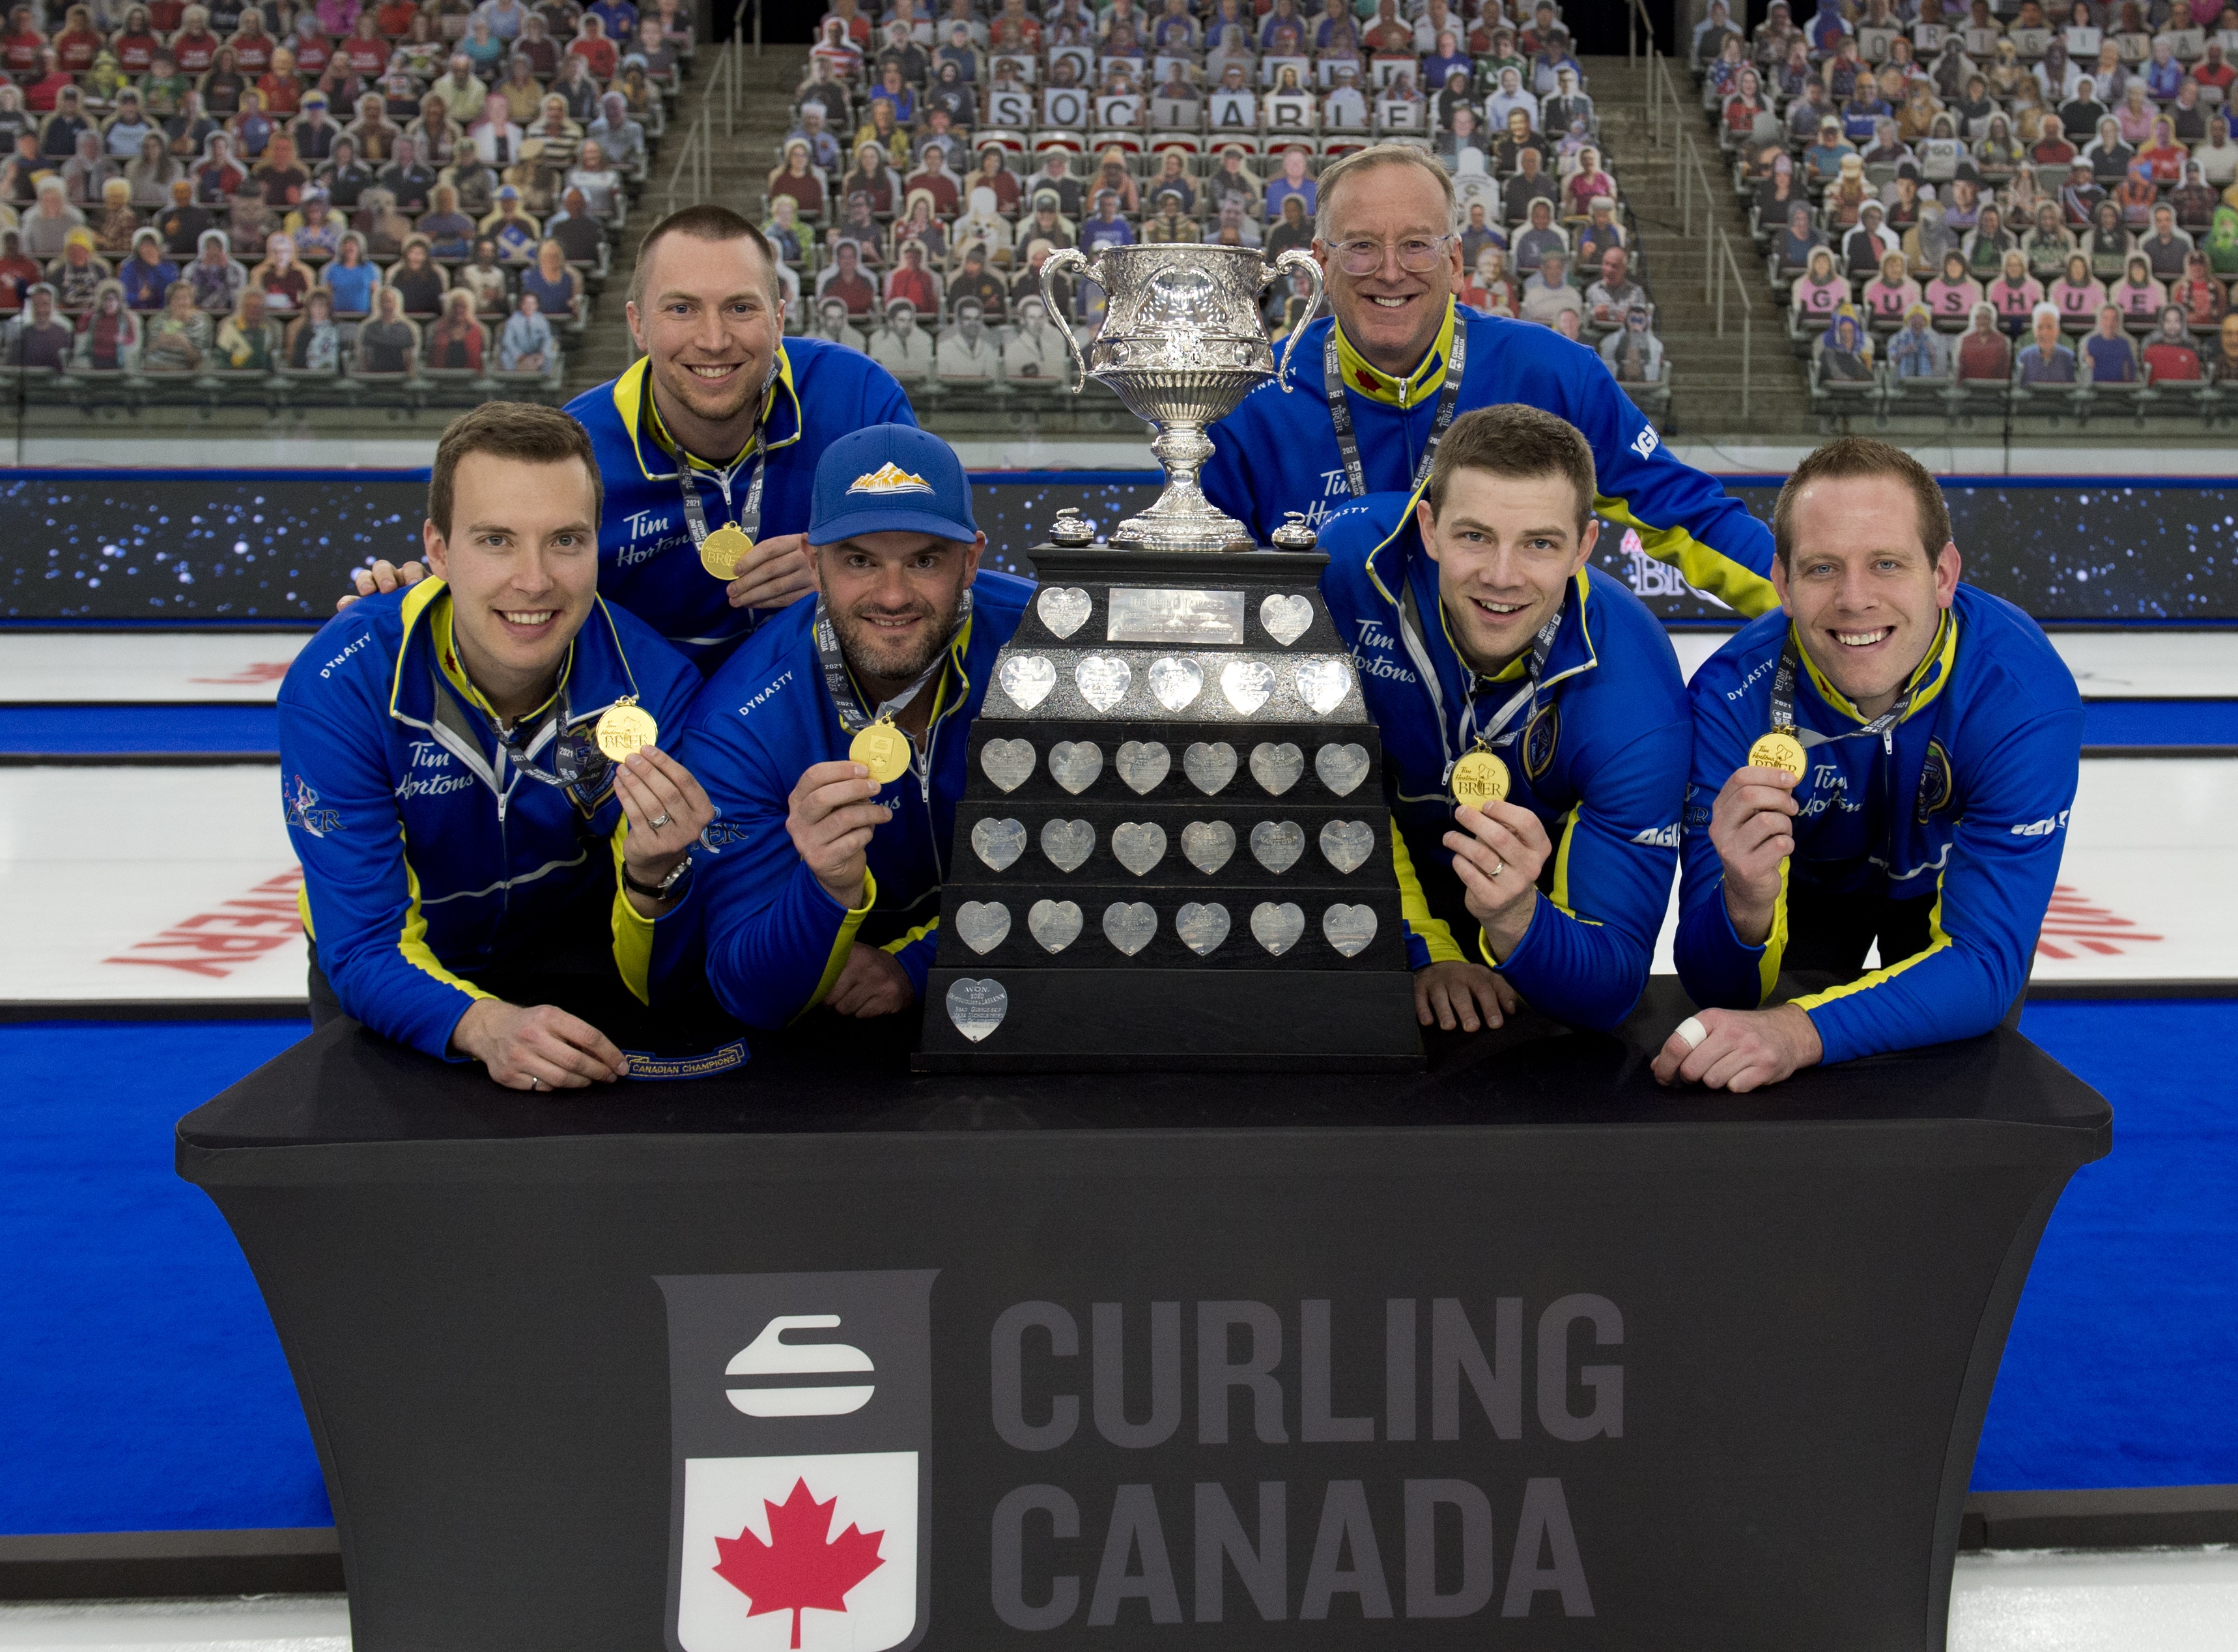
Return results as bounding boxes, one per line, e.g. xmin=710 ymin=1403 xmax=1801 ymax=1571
xmin=1415 ymin=958 xmax=1521 ymax=1032
xmin=453 ymin=999 xmax=629 ymax=1090
xmin=823 ymin=941 xmax=916 ymax=1018
xmin=337 ymin=558 xmax=429 ymax=611
xmin=1652 ymin=1004 xmax=1823 ymax=1094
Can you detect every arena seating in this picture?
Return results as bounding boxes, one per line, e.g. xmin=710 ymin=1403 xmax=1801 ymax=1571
xmin=768 ymin=0 xmax=1671 ymax=420
xmin=0 ymin=0 xmax=673 ymax=406
xmin=1697 ymin=1 xmax=2238 ymax=429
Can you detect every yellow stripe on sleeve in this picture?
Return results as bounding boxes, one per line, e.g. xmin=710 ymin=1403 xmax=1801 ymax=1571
xmin=792 ymin=870 xmax=880 ymax=1022
xmin=1594 ymin=496 xmax=1781 ymax=620
xmin=398 ymin=840 xmax=494 ymax=1002
xmin=609 ymin=823 xmax=657 ymax=1005
xmin=1390 ymin=825 xmax=1464 ymax=964
xmin=1757 ymin=858 xmax=1791 ymax=1006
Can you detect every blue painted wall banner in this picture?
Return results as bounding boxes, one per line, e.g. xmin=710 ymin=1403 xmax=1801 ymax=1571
xmin=4 ymin=471 xmax=2235 ymax=623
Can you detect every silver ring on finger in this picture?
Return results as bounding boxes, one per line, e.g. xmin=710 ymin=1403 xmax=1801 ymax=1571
xmin=1491 ymin=858 xmax=1505 ymax=879
xmin=649 ymin=812 xmax=672 ymax=829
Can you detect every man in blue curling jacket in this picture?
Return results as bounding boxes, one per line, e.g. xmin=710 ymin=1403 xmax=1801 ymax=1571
xmin=344 ymin=205 xmax=914 ymax=670
xmin=679 ymin=423 xmax=1034 ymax=1030
xmin=281 ymin=403 xmax=720 ymax=1090
xmin=1656 ymin=437 xmax=2084 ymax=1093
xmin=1317 ymin=403 xmax=1693 ymax=1036
xmin=1199 ymin=143 xmax=1779 ymax=618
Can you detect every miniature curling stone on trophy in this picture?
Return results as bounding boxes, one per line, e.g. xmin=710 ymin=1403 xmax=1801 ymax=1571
xmin=916 ymin=243 xmax=1424 ymax=1072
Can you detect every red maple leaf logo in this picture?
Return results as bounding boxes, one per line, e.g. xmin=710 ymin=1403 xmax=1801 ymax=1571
xmin=1355 ymin=367 xmax=1381 ymax=392
xmin=712 ymin=1477 xmax=886 ymax=1650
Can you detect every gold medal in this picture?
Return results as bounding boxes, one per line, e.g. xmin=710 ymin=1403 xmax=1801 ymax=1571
xmin=1748 ymin=729 xmax=1808 ymax=779
xmin=849 ymin=718 xmax=911 ymax=784
xmin=699 ymin=522 xmax=756 ymax=581
xmin=1450 ymin=748 xmax=1510 ymax=808
xmin=595 ymin=696 xmax=659 ymax=761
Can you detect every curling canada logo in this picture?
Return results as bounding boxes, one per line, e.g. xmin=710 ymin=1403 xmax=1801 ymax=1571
xmin=660 ymin=1272 xmax=937 ymax=1652
xmin=847 ymin=462 xmax=933 ymax=496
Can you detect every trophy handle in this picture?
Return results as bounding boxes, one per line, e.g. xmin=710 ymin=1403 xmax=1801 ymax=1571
xmin=1040 ymin=246 xmax=1092 ymax=394
xmin=1269 ymin=248 xmax=1325 ymax=395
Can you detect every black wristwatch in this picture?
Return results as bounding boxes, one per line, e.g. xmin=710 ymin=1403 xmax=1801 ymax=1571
xmin=622 ymin=854 xmax=693 ymax=902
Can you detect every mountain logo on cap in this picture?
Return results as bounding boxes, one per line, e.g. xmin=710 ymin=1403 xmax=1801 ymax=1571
xmin=849 ymin=461 xmax=933 ymax=495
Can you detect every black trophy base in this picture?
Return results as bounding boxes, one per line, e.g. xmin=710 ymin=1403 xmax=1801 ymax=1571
xmin=914 ymin=967 xmax=1424 ymax=1073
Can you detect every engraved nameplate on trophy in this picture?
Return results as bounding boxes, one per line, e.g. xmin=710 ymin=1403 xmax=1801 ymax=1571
xmin=1106 ymin=588 xmax=1247 ymax=646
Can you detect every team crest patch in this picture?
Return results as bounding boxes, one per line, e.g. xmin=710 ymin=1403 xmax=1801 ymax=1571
xmin=660 ymin=1271 xmax=937 ymax=1652
xmin=1524 ymin=704 xmax=1561 ymax=780
xmin=283 ymin=775 xmax=342 ymax=836
xmin=849 ymin=462 xmax=933 ymax=496
xmin=555 ymin=716 xmax=617 ymax=816
xmin=1916 ymin=739 xmax=1955 ymax=823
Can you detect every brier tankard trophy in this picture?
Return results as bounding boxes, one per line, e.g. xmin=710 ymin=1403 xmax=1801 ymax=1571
xmin=914 ymin=243 xmax=1421 ymax=1074
xmin=1040 ymin=242 xmax=1323 ymax=554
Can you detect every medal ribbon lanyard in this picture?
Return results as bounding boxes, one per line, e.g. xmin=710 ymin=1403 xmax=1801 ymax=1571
xmin=675 ymin=443 xmax=767 ymax=552
xmin=1768 ymin=614 xmax=1948 ymax=748
xmin=1324 ymin=317 xmax=1468 ymax=498
xmin=1396 ymin=579 xmax=1564 ymax=786
xmin=812 ymin=590 xmax=976 ymax=736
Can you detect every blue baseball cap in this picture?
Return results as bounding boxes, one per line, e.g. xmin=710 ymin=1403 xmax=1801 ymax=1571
xmin=808 ymin=424 xmax=980 ymax=547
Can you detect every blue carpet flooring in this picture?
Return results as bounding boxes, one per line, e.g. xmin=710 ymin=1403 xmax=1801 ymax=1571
xmin=1 ymin=700 xmax=2234 ymax=757
xmin=0 ymin=1006 xmax=2230 ymax=1533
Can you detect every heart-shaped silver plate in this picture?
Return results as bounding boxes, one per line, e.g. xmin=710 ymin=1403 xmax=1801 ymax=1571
xmin=1250 ymin=901 xmax=1305 ymax=956
xmin=970 ymin=816 xmax=1027 ymax=871
xmin=1147 ymin=655 xmax=1204 ymax=712
xmin=1028 ymin=898 xmax=1083 ymax=952
xmin=945 ymin=976 xmax=1008 ymax=1042
xmin=1114 ymin=739 xmax=1170 ymax=794
xmin=1180 ymin=819 xmax=1236 ymax=874
xmin=1319 ymin=818 xmax=1375 ymax=875
xmin=1040 ymin=818 xmax=1095 ymax=872
xmin=980 ymin=737 xmax=1035 ymax=793
xmin=1103 ymin=900 xmax=1157 ymax=956
xmin=1314 ymin=741 xmax=1370 ymax=797
xmin=1036 ymin=584 xmax=1092 ymax=640
xmin=1183 ymin=741 xmax=1238 ymax=795
xmin=1249 ymin=819 xmax=1306 ymax=874
xmin=1323 ymin=902 xmax=1378 ymax=958
xmin=1294 ymin=656 xmax=1353 ymax=717
xmin=1111 ymin=821 xmax=1167 ymax=877
xmin=1249 ymin=741 xmax=1304 ymax=796
xmin=1176 ymin=901 xmax=1230 ymax=956
xmin=1048 ymin=740 xmax=1103 ymax=795
xmin=1075 ymin=653 xmax=1133 ymax=713
xmin=1260 ymin=592 xmax=1314 ymax=647
xmin=954 ymin=899 xmax=1010 ymax=955
xmin=1221 ymin=657 xmax=1276 ymax=715
xmin=998 ymin=653 xmax=1056 ymax=711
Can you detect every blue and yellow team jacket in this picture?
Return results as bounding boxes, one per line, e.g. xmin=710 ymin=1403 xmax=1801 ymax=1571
xmin=677 ymin=571 xmax=1034 ymax=1029
xmin=1200 ymin=301 xmax=1781 ymax=618
xmin=567 ymin=337 xmax=915 ymax=670
xmin=1318 ymin=490 xmax=1692 ymax=1031
xmin=277 ymin=580 xmax=703 ymax=1060
xmin=1676 ymin=583 xmax=2084 ymax=1064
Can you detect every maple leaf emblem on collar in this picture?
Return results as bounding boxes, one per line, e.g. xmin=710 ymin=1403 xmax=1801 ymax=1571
xmin=712 ymin=1477 xmax=886 ymax=1649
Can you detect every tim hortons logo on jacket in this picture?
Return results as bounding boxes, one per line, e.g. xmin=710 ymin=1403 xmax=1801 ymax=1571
xmin=660 ymin=1271 xmax=938 ymax=1652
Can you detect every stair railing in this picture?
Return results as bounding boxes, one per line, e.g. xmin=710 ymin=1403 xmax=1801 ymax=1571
xmin=1627 ymin=0 xmax=1755 ymax=420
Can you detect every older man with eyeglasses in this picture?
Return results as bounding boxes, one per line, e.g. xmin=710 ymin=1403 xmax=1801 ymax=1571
xmin=1198 ymin=143 xmax=1779 ymax=616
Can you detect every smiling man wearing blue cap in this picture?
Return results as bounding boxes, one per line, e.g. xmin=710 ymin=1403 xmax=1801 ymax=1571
xmin=677 ymin=424 xmax=1034 ymax=1029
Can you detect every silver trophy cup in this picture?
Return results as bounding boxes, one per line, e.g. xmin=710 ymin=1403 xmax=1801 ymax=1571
xmin=1041 ymin=242 xmax=1324 ymax=554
